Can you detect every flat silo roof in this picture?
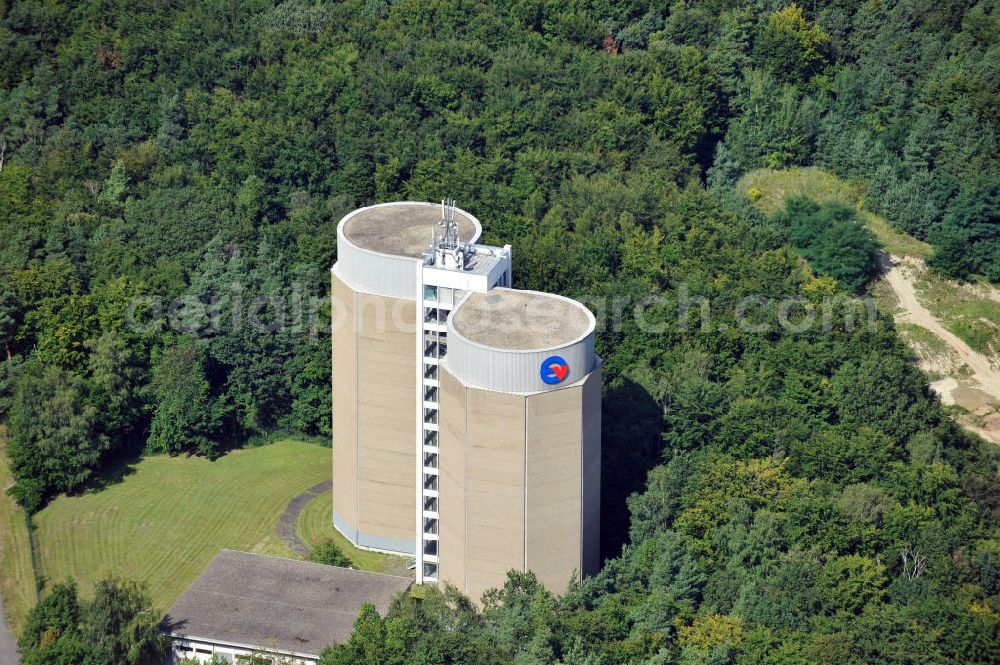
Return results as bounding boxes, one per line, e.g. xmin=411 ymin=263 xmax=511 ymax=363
xmin=342 ymin=202 xmax=479 ymax=258
xmin=450 ymin=288 xmax=593 ymax=350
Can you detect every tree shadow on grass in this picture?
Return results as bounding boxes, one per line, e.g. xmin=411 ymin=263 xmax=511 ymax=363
xmin=75 ymin=444 xmax=142 ymax=496
xmin=600 ymin=377 xmax=663 ymax=562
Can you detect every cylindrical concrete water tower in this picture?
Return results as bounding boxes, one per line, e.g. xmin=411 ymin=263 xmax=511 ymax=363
xmin=438 ymin=288 xmax=601 ymax=599
xmin=331 ymin=202 xmax=481 ymax=554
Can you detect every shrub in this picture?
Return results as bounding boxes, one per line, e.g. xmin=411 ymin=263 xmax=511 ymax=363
xmin=308 ymin=539 xmax=353 ymax=568
xmin=774 ymin=196 xmax=882 ymax=293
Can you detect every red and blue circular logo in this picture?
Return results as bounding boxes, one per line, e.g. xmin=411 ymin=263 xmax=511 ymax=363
xmin=540 ymin=355 xmax=570 ymax=385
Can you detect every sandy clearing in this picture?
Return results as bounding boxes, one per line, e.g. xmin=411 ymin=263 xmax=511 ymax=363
xmin=969 ymin=282 xmax=1000 ymax=305
xmin=883 ymin=255 xmax=1000 ymax=401
xmin=881 ymin=255 xmax=1000 ymax=445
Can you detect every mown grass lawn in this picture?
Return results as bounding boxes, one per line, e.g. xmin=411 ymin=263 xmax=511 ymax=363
xmin=0 ymin=429 xmax=37 ymax=636
xmin=296 ymin=489 xmax=408 ymax=575
xmin=23 ymin=439 xmax=331 ymax=625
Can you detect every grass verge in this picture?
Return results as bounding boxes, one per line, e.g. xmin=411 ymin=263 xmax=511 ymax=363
xmin=858 ymin=210 xmax=933 ymax=260
xmin=296 ymin=489 xmax=407 ymax=574
xmin=0 ymin=428 xmax=36 ymax=636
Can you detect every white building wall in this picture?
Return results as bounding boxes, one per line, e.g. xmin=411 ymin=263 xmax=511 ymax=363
xmin=171 ymin=637 xmax=318 ymax=664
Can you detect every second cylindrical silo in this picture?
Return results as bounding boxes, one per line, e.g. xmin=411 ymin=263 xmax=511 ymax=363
xmin=438 ymin=288 xmax=601 ymax=599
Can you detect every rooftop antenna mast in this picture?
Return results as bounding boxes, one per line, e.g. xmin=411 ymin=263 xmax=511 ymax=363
xmin=433 ymin=197 xmax=466 ymax=269
xmin=440 ymin=198 xmax=459 ymax=248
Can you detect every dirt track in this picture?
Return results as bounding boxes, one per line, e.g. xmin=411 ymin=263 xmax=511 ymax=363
xmin=883 ymin=255 xmax=1000 ymax=400
xmin=882 ymin=255 xmax=1000 ymax=445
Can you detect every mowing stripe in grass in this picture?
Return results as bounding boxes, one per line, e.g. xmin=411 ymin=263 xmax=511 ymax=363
xmin=0 ymin=429 xmax=37 ymax=637
xmin=26 ymin=440 xmax=330 ymax=621
xmin=295 ymin=489 xmax=409 ymax=576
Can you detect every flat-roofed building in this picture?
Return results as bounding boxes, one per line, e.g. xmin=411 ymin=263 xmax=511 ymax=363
xmin=162 ymin=550 xmax=411 ymax=664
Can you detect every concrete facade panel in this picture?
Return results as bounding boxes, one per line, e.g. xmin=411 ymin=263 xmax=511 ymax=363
xmin=581 ymin=367 xmax=602 ymax=577
xmin=331 ymin=272 xmax=358 ymax=539
xmin=526 ymin=384 xmax=584 ymax=593
xmin=439 ymin=367 xmax=467 ymax=590
xmin=356 ymin=292 xmax=417 ymax=551
xmin=464 ymin=388 xmax=526 ymax=601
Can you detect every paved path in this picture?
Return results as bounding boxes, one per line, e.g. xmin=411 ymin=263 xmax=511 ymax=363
xmin=0 ymin=592 xmax=17 ymax=664
xmin=276 ymin=480 xmax=332 ymax=557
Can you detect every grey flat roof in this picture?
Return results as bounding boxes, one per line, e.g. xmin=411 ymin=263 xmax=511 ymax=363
xmin=343 ymin=203 xmax=478 ymax=258
xmin=451 ymin=288 xmax=593 ymax=350
xmin=462 ymin=248 xmax=505 ymax=275
xmin=423 ymin=245 xmax=506 ymax=277
xmin=162 ymin=550 xmax=412 ymax=657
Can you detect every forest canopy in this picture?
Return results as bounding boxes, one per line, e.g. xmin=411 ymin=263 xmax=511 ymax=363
xmin=774 ymin=196 xmax=881 ymax=293
xmin=1 ymin=1 xmax=999 ymax=663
